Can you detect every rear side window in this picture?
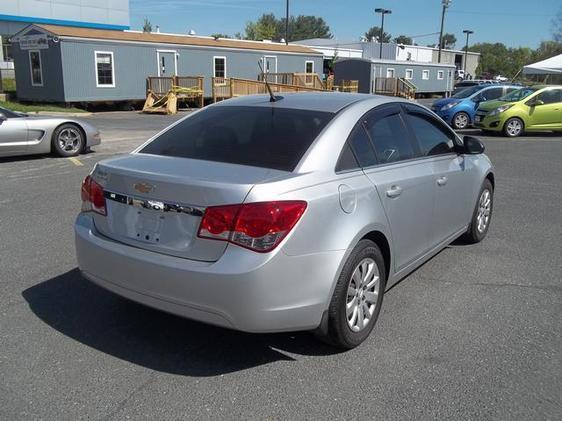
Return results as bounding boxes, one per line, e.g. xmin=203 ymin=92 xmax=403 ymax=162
xmin=365 ymin=111 xmax=415 ymax=163
xmin=335 ymin=142 xmax=360 ymax=172
xmin=141 ymin=106 xmax=334 ymax=171
xmin=404 ymin=112 xmax=455 ymax=156
xmin=347 ymin=124 xmax=378 ymax=168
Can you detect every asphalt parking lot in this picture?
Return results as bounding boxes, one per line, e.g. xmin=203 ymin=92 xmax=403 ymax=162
xmin=1 ymin=111 xmax=561 ymax=420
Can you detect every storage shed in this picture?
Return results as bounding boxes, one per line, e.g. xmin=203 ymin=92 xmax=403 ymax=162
xmin=334 ymin=58 xmax=456 ymax=96
xmin=10 ymin=24 xmax=323 ymax=103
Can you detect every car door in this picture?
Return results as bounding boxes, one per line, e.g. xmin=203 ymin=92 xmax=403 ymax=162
xmin=526 ymin=88 xmax=562 ymax=129
xmin=0 ymin=112 xmax=29 ymax=156
xmin=360 ymin=104 xmax=435 ymax=271
xmin=401 ymin=104 xmax=473 ymax=246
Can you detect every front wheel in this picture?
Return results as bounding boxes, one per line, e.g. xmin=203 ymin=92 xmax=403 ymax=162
xmin=452 ymin=111 xmax=470 ymax=130
xmin=323 ymin=240 xmax=386 ymax=349
xmin=463 ymin=179 xmax=494 ymax=243
xmin=503 ymin=117 xmax=524 ymax=137
xmin=52 ymin=124 xmax=85 ymax=157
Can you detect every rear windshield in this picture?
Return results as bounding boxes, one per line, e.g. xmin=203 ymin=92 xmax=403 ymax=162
xmin=140 ymin=106 xmax=334 ymax=171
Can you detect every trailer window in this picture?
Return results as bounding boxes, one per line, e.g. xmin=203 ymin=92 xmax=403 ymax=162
xmin=214 ymin=56 xmax=226 ymax=78
xmin=95 ymin=51 xmax=115 ymax=87
xmin=29 ymin=50 xmax=43 ymax=86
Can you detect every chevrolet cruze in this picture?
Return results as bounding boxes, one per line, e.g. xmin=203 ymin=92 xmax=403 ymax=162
xmin=75 ymin=93 xmax=495 ymax=348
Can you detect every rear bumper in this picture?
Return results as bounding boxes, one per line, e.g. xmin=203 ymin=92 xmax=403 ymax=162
xmin=75 ymin=213 xmax=344 ymax=333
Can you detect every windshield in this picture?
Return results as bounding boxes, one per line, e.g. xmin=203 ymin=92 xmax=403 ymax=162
xmin=0 ymin=106 xmax=23 ymax=118
xmin=499 ymin=87 xmax=537 ymax=102
xmin=141 ymin=106 xmax=335 ymax=171
xmin=452 ymin=85 xmax=483 ymax=99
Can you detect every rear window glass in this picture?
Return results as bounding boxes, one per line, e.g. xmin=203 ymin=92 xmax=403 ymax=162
xmin=140 ymin=106 xmax=334 ymax=171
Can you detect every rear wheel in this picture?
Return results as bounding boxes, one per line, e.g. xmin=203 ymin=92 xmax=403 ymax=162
xmin=463 ymin=179 xmax=494 ymax=243
xmin=452 ymin=111 xmax=470 ymax=130
xmin=52 ymin=123 xmax=85 ymax=157
xmin=503 ymin=117 xmax=524 ymax=137
xmin=323 ymin=240 xmax=386 ymax=349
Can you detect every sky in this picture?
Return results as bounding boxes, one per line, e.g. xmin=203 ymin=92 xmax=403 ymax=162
xmin=129 ymin=0 xmax=560 ymax=48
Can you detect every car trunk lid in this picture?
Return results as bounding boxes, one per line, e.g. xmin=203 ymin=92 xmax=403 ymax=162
xmin=91 ymin=153 xmax=288 ymax=262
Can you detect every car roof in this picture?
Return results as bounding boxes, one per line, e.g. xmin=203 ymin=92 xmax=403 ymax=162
xmin=212 ymin=92 xmax=401 ymax=113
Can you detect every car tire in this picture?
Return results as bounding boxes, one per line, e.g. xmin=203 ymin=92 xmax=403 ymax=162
xmin=462 ymin=178 xmax=494 ymax=244
xmin=52 ymin=123 xmax=85 ymax=157
xmin=452 ymin=111 xmax=470 ymax=130
xmin=323 ymin=239 xmax=386 ymax=349
xmin=503 ymin=117 xmax=524 ymax=138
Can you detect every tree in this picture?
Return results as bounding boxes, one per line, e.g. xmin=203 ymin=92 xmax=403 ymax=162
xmin=142 ymin=18 xmax=152 ymax=33
xmin=243 ymin=13 xmax=331 ymax=42
xmin=210 ymin=33 xmax=230 ymax=39
xmin=393 ymin=35 xmax=413 ymax=45
xmin=364 ymin=26 xmax=391 ymax=42
xmin=440 ymin=33 xmax=456 ymax=49
xmin=244 ymin=13 xmax=278 ymax=41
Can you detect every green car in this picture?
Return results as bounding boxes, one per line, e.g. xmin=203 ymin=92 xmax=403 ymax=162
xmin=474 ymin=85 xmax=562 ymax=137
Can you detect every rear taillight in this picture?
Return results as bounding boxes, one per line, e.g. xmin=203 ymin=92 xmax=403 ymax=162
xmin=81 ymin=175 xmax=106 ymax=216
xmin=198 ymin=201 xmax=307 ymax=253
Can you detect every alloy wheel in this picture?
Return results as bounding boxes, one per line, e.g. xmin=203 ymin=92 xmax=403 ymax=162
xmin=506 ymin=119 xmax=522 ymax=137
xmin=476 ymin=189 xmax=492 ymax=233
xmin=346 ymin=257 xmax=380 ymax=332
xmin=57 ymin=127 xmax=82 ymax=153
xmin=454 ymin=113 xmax=469 ymax=129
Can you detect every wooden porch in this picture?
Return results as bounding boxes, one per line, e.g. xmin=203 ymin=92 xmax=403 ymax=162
xmin=374 ymin=77 xmax=417 ymax=99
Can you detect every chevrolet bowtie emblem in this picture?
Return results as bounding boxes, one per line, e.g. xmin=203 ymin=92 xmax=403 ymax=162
xmin=133 ymin=182 xmax=155 ymax=194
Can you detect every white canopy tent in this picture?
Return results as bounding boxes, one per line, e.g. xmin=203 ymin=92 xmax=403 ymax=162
xmin=523 ymin=54 xmax=562 ymax=75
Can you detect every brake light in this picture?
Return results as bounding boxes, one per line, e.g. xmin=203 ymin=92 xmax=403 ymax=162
xmin=198 ymin=201 xmax=307 ymax=252
xmin=81 ymin=175 xmax=106 ymax=216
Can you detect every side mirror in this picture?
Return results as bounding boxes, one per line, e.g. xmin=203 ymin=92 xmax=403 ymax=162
xmin=527 ymin=99 xmax=544 ymax=107
xmin=462 ymin=135 xmax=485 ymax=154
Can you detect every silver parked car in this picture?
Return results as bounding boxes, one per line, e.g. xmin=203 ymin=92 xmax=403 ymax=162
xmin=75 ymin=93 xmax=494 ymax=348
xmin=0 ymin=106 xmax=100 ymax=158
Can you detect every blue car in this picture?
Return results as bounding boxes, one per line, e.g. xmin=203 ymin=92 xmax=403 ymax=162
xmin=432 ymin=84 xmax=521 ymax=129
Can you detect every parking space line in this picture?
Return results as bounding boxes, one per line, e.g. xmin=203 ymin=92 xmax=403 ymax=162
xmin=68 ymin=157 xmax=84 ymax=166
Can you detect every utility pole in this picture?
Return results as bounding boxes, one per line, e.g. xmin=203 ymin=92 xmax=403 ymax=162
xmin=463 ymin=29 xmax=474 ymax=74
xmin=375 ymin=8 xmax=392 ymax=59
xmin=285 ymin=0 xmax=289 ymax=45
xmin=437 ymin=0 xmax=451 ymax=63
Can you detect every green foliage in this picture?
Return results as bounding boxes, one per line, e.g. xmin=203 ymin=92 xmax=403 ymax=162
xmin=243 ymin=13 xmax=331 ymax=42
xmin=441 ymin=33 xmax=456 ymax=49
xmin=210 ymin=33 xmax=230 ymax=39
xmin=393 ymin=35 xmax=413 ymax=45
xmin=142 ymin=18 xmax=152 ymax=33
xmin=364 ymin=26 xmax=391 ymax=43
xmin=0 ymin=78 xmax=16 ymax=92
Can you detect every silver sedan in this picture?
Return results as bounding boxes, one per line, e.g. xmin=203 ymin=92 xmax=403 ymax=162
xmin=75 ymin=93 xmax=494 ymax=349
xmin=0 ymin=106 xmax=100 ymax=158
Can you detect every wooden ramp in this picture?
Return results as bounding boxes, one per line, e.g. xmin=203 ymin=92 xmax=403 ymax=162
xmin=374 ymin=77 xmax=416 ymax=99
xmin=143 ymin=76 xmax=204 ymax=114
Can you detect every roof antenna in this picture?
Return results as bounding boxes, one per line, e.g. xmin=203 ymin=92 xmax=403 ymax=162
xmin=258 ymin=60 xmax=277 ymax=102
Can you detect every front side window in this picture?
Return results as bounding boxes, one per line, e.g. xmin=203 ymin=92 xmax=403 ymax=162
xmin=480 ymin=87 xmax=504 ymax=101
xmin=422 ymin=69 xmax=430 ymax=80
xmin=404 ymin=111 xmax=455 ymax=156
xmin=405 ymin=69 xmax=413 ymax=80
xmin=95 ymin=52 xmax=114 ymax=87
xmin=214 ymin=56 xmax=226 ymax=78
xmin=365 ymin=109 xmax=415 ymax=164
xmin=141 ymin=106 xmax=334 ymax=172
xmin=536 ymin=89 xmax=562 ymax=104
xmin=29 ymin=50 xmax=42 ymax=86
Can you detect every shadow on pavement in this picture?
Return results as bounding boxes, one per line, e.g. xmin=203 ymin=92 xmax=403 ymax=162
xmin=22 ymin=269 xmax=341 ymax=376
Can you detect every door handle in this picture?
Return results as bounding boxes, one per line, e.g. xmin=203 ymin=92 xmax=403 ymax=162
xmin=386 ymin=185 xmax=402 ymax=198
xmin=437 ymin=176 xmax=448 ymax=186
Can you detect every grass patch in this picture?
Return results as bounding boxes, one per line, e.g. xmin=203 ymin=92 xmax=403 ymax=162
xmin=0 ymin=100 xmax=86 ymax=113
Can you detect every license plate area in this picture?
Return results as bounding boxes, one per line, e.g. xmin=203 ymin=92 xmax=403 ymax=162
xmin=134 ymin=211 xmax=164 ymax=244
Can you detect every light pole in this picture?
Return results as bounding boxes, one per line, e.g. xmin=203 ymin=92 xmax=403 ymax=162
xmin=463 ymin=29 xmax=473 ymax=74
xmin=437 ymin=0 xmax=451 ymax=63
xmin=375 ymin=8 xmax=392 ymax=59
xmin=285 ymin=0 xmax=289 ymax=45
